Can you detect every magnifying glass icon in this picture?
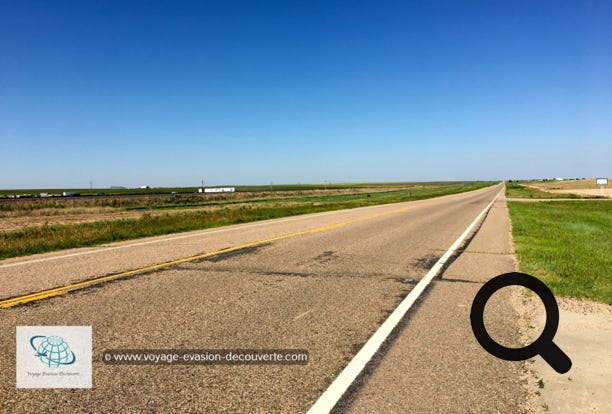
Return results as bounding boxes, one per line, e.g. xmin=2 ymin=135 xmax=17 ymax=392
xmin=470 ymin=272 xmax=572 ymax=374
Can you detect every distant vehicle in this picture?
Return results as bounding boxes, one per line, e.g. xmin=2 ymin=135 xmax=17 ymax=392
xmin=62 ymin=192 xmax=80 ymax=197
xmin=171 ymin=191 xmax=178 ymax=194
xmin=140 ymin=185 xmax=150 ymax=189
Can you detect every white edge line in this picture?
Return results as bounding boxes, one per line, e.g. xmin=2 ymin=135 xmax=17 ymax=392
xmin=306 ymin=188 xmax=503 ymax=414
xmin=0 ymin=185 xmax=499 ymax=269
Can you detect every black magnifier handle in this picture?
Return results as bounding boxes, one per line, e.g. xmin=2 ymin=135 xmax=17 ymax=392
xmin=538 ymin=341 xmax=572 ymax=374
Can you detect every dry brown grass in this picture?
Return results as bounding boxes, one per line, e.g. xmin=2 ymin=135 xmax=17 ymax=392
xmin=521 ymin=179 xmax=612 ymax=198
xmin=0 ymin=188 xmax=397 ymax=232
xmin=0 ymin=206 xmax=117 ymax=219
xmin=526 ymin=178 xmax=609 ymax=190
xmin=0 ymin=188 xmax=394 ymax=213
xmin=0 ymin=204 xmax=249 ymax=232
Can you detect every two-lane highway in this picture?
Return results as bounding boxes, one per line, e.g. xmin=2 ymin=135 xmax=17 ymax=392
xmin=0 ymin=184 xmax=520 ymax=413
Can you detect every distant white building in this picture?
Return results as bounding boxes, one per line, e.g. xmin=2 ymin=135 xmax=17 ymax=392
xmin=199 ymin=187 xmax=235 ymax=193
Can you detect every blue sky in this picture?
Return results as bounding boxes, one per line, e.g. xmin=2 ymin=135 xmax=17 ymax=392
xmin=1 ymin=0 xmax=611 ymax=188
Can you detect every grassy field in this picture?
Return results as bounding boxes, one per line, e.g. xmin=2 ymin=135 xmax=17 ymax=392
xmin=0 ymin=188 xmax=390 ymax=215
xmin=505 ymin=182 xmax=597 ymax=199
xmin=1 ymin=182 xmax=479 ymax=216
xmin=0 ymin=181 xmax=495 ymax=259
xmin=0 ymin=187 xmax=200 ymax=197
xmin=509 ymin=201 xmax=612 ymax=304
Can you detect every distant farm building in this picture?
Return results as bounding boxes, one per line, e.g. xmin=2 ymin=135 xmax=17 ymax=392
xmin=198 ymin=187 xmax=235 ymax=193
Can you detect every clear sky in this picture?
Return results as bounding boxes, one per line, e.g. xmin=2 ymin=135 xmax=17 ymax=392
xmin=1 ymin=0 xmax=611 ymax=188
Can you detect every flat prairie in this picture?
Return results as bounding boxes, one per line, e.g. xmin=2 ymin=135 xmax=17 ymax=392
xmin=524 ymin=179 xmax=611 ymax=198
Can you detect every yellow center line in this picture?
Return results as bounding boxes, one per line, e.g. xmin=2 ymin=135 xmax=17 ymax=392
xmin=0 ymin=202 xmax=430 ymax=309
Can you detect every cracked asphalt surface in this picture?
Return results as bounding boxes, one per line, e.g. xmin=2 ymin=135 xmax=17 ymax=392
xmin=0 ymin=184 xmax=528 ymax=413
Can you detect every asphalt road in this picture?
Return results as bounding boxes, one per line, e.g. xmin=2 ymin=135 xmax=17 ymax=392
xmin=0 ymin=183 xmax=526 ymax=413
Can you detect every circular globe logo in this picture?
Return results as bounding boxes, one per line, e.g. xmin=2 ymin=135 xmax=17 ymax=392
xmin=30 ymin=335 xmax=76 ymax=367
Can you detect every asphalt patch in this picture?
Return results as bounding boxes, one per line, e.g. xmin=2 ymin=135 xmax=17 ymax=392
xmin=385 ymin=277 xmax=418 ymax=285
xmin=413 ymin=255 xmax=440 ymax=270
xmin=313 ymin=251 xmax=339 ymax=264
xmin=435 ymin=277 xmax=483 ymax=285
xmin=258 ymin=270 xmax=312 ymax=278
xmin=198 ymin=242 xmax=271 ymax=263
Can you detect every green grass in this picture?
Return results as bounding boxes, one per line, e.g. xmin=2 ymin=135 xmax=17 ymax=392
xmin=509 ymin=201 xmax=612 ymax=304
xmin=505 ymin=182 xmax=593 ymax=199
xmin=0 ymin=181 xmax=495 ymax=259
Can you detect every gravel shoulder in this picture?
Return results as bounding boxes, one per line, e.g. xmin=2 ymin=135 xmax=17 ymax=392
xmin=518 ymin=295 xmax=612 ymax=413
